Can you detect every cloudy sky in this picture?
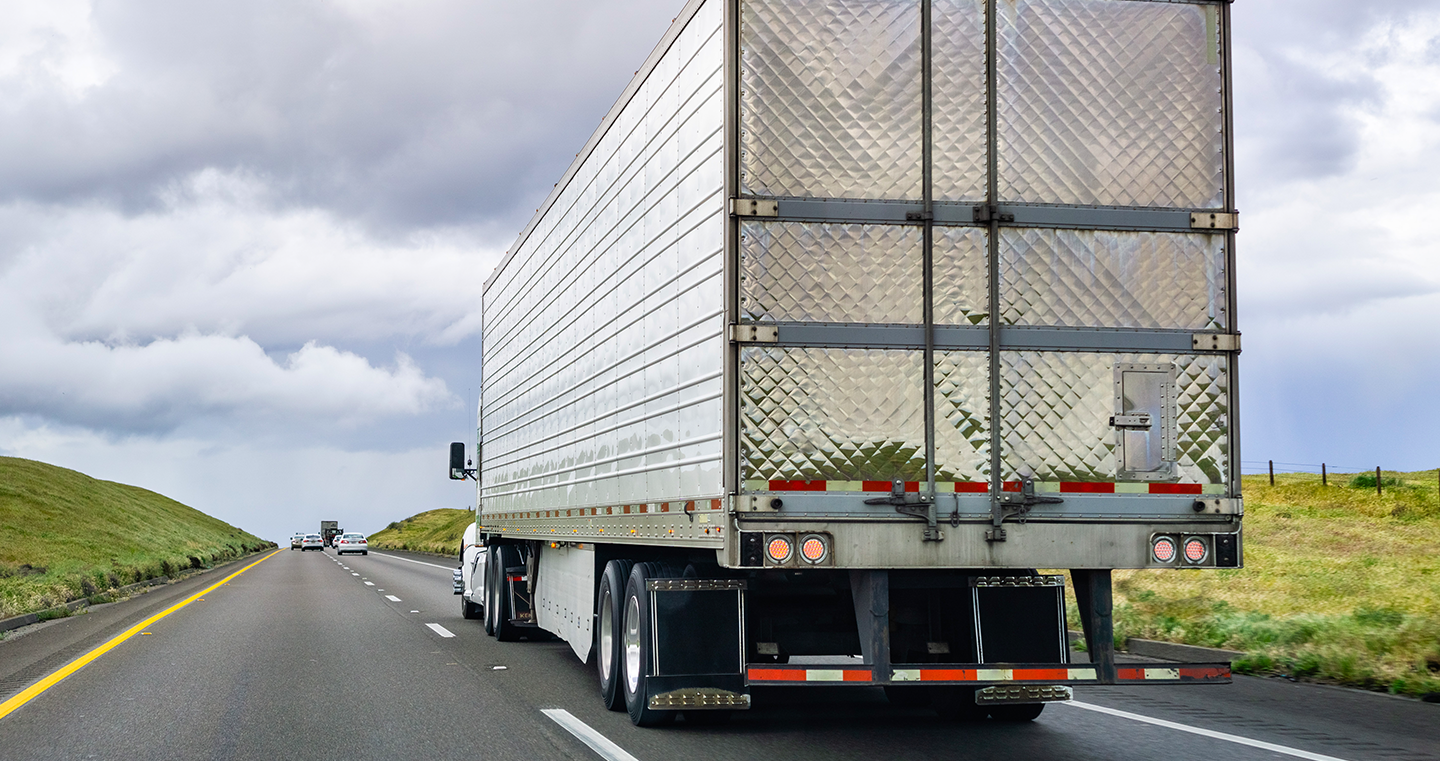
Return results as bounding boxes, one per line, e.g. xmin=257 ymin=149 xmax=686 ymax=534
xmin=1 ymin=0 xmax=1438 ymax=541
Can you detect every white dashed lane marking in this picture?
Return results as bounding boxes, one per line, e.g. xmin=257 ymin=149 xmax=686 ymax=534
xmin=385 ymin=595 xmax=402 ymax=602
xmin=364 ymin=582 xmax=374 ymax=586
xmin=542 ymin=709 xmax=639 ymax=761
xmin=1064 ymin=701 xmax=1350 ymax=761
xmin=425 ymin=623 xmax=456 ymax=638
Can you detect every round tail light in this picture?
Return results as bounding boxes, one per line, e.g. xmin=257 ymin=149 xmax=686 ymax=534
xmin=799 ymin=534 xmax=828 ymax=564
xmin=766 ymin=535 xmax=793 ymax=564
xmin=1152 ymin=536 xmax=1177 ymax=563
xmin=1183 ymin=537 xmax=1209 ymax=564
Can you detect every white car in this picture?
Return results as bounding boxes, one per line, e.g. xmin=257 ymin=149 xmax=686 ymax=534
xmin=300 ymin=534 xmax=324 ymax=551
xmin=335 ymin=533 xmax=368 ymax=556
xmin=290 ymin=533 xmax=305 ymax=550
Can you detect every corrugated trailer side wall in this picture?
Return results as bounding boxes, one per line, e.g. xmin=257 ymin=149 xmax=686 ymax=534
xmin=480 ymin=0 xmax=728 ymax=546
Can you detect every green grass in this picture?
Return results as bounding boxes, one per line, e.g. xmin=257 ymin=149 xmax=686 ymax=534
xmin=1095 ymin=471 xmax=1440 ymax=697
xmin=0 ymin=456 xmax=274 ymax=620
xmin=366 ymin=508 xmax=473 ymax=556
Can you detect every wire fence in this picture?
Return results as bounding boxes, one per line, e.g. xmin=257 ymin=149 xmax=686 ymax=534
xmin=1240 ymin=460 xmax=1440 ymax=493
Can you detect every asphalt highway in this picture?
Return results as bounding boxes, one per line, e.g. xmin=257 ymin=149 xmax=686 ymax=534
xmin=1 ymin=548 xmax=1436 ymax=761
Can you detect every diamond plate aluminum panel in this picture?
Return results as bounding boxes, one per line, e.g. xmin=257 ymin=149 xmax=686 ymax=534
xmin=934 ymin=225 xmax=990 ymax=325
xmin=997 ymin=0 xmax=1224 ymax=208
xmin=1000 ymin=229 xmax=1226 ymax=330
xmin=741 ymin=221 xmax=922 ymax=324
xmin=741 ymin=348 xmax=926 ymax=483
xmin=935 ymin=351 xmax=990 ymax=482
xmin=932 ymin=0 xmax=989 ymax=202
xmin=741 ymin=0 xmax=922 ymax=200
xmin=1000 ymin=352 xmax=1227 ymax=484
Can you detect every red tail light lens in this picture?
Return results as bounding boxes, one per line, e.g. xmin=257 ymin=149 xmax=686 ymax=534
xmin=1152 ymin=536 xmax=1177 ymax=563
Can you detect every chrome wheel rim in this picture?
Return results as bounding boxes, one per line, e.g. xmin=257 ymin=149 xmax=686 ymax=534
xmin=623 ymin=594 xmax=641 ymax=694
xmin=599 ymin=587 xmax=614 ymax=680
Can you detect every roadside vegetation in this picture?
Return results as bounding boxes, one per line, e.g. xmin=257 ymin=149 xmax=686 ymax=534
xmin=0 ymin=456 xmax=274 ymax=621
xmin=366 ymin=508 xmax=473 ymax=556
xmin=1090 ymin=471 xmax=1440 ymax=698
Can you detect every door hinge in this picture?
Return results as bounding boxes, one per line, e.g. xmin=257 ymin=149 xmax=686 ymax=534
xmin=1192 ymin=333 xmax=1241 ymax=352
xmin=730 ymin=198 xmax=779 ymax=218
xmin=973 ymin=204 xmax=1014 ymax=224
xmin=1190 ymin=211 xmax=1238 ymax=231
xmin=729 ymin=324 xmax=778 ymax=344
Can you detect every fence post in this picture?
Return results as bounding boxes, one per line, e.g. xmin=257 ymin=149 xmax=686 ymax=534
xmin=1376 ymin=466 xmax=1382 ymax=496
xmin=1269 ymin=460 xmax=1274 ymax=486
xmin=1321 ymin=463 xmax=1327 ymax=486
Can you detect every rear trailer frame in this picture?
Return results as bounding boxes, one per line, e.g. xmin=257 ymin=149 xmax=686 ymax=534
xmin=467 ymin=0 xmax=1240 ymax=722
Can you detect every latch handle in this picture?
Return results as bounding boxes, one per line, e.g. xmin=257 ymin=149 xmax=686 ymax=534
xmin=1110 ymin=413 xmax=1153 ymax=430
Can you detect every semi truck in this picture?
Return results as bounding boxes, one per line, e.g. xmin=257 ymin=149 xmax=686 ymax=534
xmin=451 ymin=0 xmax=1241 ymax=727
xmin=320 ymin=520 xmax=340 ymax=547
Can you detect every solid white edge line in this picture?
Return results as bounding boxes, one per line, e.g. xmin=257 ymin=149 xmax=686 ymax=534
xmin=1064 ymin=701 xmax=1350 ymax=761
xmin=370 ymin=551 xmax=454 ymax=571
xmin=541 ymin=709 xmax=640 ymax=761
xmin=425 ymin=623 xmax=456 ymax=638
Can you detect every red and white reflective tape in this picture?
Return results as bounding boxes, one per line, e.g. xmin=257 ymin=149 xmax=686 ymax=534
xmin=890 ymin=667 xmax=1097 ymax=683
xmin=747 ymin=667 xmax=872 ymax=683
xmin=747 ymin=480 xmax=1224 ymax=496
xmin=746 ymin=664 xmax=1230 ymax=685
xmin=1118 ymin=666 xmax=1230 ymax=682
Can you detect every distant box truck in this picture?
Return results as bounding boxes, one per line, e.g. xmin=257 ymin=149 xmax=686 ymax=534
xmin=452 ymin=0 xmax=1241 ymax=726
xmin=320 ymin=521 xmax=339 ymax=546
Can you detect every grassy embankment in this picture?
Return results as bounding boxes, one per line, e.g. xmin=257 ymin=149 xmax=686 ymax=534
xmin=366 ymin=508 xmax=473 ymax=556
xmin=1089 ymin=471 xmax=1440 ymax=697
xmin=0 ymin=456 xmax=274 ymax=621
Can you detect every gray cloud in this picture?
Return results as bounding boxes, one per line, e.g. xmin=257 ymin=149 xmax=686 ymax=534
xmin=0 ymin=0 xmax=687 ymax=238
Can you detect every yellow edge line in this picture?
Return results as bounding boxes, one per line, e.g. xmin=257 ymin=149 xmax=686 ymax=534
xmin=0 ymin=549 xmax=283 ymax=721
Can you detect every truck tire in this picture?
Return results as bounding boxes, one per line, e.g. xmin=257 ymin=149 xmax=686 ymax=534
xmin=596 ymin=559 xmax=635 ymax=711
xmin=988 ymin=703 xmax=1045 ymax=721
xmin=491 ymin=544 xmax=521 ymax=642
xmin=461 ymin=591 xmax=481 ymax=620
xmin=931 ymin=687 xmax=988 ymax=722
xmin=483 ymin=545 xmax=498 ymax=636
xmin=620 ymin=562 xmax=677 ymax=726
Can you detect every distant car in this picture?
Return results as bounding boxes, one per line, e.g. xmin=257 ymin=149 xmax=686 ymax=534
xmin=290 ymin=533 xmax=305 ymax=550
xmin=336 ymin=533 xmax=368 ymax=556
xmin=300 ymin=534 xmax=323 ymax=551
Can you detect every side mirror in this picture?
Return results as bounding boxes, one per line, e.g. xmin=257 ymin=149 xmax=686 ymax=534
xmin=450 ymin=442 xmax=466 ymax=480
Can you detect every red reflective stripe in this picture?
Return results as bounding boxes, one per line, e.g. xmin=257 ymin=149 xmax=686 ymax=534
xmin=769 ymin=480 xmax=826 ymax=492
xmin=862 ymin=481 xmax=893 ymax=492
xmin=1150 ymin=483 xmax=1204 ymax=494
xmin=1180 ymin=666 xmax=1230 ymax=680
xmin=954 ymin=482 xmax=988 ymax=493
xmin=843 ymin=670 xmax=873 ymax=682
xmin=920 ymin=669 xmax=978 ymax=681
xmin=1060 ymin=482 xmax=1115 ymax=493
xmin=1001 ymin=481 xmax=1023 ymax=492
xmin=1116 ymin=667 xmax=1147 ymax=681
xmin=747 ymin=668 xmax=802 ymax=681
xmin=1014 ymin=668 xmax=1069 ymax=681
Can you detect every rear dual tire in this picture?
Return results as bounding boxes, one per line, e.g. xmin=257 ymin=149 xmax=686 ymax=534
xmin=596 ymin=560 xmax=635 ymax=711
xmin=619 ymin=562 xmax=684 ymax=727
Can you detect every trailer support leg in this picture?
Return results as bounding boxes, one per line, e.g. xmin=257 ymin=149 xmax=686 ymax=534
xmin=850 ymin=571 xmax=890 ymax=680
xmin=1071 ymin=569 xmax=1118 ymax=684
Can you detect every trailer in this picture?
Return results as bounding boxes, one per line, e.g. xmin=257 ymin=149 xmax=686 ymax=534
xmin=453 ymin=0 xmax=1241 ymax=726
xmin=319 ymin=520 xmax=340 ymax=548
